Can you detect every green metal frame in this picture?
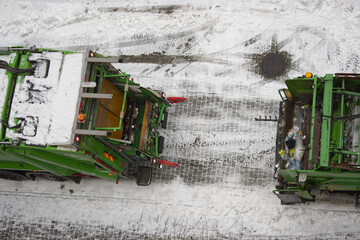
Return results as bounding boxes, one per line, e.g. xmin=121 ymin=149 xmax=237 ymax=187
xmin=275 ymin=73 xmax=360 ymax=203
xmin=0 ymin=52 xmax=20 ymax=140
xmin=95 ymin=72 xmax=130 ymax=132
xmin=308 ymin=75 xmax=318 ymax=165
xmin=319 ymin=74 xmax=333 ymax=167
xmin=0 ymin=47 xmax=171 ymax=183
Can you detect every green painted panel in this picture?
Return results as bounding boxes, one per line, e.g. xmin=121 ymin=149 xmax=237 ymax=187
xmin=319 ymin=75 xmax=333 ymax=167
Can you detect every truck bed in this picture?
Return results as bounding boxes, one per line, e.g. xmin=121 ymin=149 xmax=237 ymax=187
xmin=95 ymin=78 xmax=127 ymax=140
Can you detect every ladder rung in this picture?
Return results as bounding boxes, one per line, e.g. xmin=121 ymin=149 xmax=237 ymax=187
xmin=87 ymin=57 xmax=120 ymax=63
xmin=81 ymin=82 xmax=97 ymax=88
xmin=74 ymin=129 xmax=109 ymax=136
xmin=80 ymin=93 xmax=113 ymax=99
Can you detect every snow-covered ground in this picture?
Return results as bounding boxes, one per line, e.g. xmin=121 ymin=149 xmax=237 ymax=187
xmin=1 ymin=0 xmax=360 ymax=239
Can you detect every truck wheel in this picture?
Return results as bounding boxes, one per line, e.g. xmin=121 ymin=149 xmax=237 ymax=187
xmin=136 ymin=167 xmax=152 ymax=186
xmin=158 ymin=136 xmax=165 ymax=154
xmin=161 ymin=111 xmax=168 ymax=129
xmin=0 ymin=170 xmax=29 ymax=181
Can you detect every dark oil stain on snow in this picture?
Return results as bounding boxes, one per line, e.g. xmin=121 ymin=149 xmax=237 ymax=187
xmin=245 ymin=28 xmax=345 ymax=80
xmin=259 ymin=52 xmax=288 ymax=78
xmin=248 ymin=40 xmax=292 ymax=80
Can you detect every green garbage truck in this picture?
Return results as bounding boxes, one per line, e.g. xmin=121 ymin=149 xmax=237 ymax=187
xmin=0 ymin=46 xmax=180 ymax=185
xmin=274 ymin=72 xmax=360 ymax=206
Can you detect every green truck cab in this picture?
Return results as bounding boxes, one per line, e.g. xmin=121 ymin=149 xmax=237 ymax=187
xmin=274 ymin=73 xmax=360 ymax=205
xmin=0 ymin=46 xmax=178 ymax=185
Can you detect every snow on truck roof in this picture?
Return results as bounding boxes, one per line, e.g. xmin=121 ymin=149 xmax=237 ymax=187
xmin=5 ymin=51 xmax=85 ymax=146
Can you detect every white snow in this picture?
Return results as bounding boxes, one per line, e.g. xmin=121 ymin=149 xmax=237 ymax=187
xmin=6 ymin=52 xmax=85 ymax=145
xmin=47 ymin=53 xmax=85 ymax=145
xmin=0 ymin=177 xmax=359 ymax=238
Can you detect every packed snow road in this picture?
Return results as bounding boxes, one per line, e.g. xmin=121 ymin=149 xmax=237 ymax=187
xmin=1 ymin=0 xmax=360 ymax=239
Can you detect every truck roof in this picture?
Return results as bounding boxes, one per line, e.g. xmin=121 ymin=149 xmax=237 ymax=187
xmin=4 ymin=51 xmax=86 ymax=146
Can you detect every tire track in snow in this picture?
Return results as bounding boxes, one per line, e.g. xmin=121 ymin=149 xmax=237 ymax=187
xmin=151 ymin=157 xmax=275 ymax=186
xmin=120 ymin=54 xmax=230 ymax=65
xmin=98 ymin=4 xmax=206 ymax=14
xmin=64 ymin=21 xmax=215 ymax=51
xmin=1 ymin=191 xmax=359 ymax=240
xmin=1 ymin=217 xmax=360 ymax=240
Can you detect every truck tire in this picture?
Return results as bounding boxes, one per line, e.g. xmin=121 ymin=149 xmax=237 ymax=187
xmin=158 ymin=136 xmax=165 ymax=154
xmin=136 ymin=167 xmax=152 ymax=186
xmin=161 ymin=111 xmax=168 ymax=129
xmin=0 ymin=170 xmax=29 ymax=181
